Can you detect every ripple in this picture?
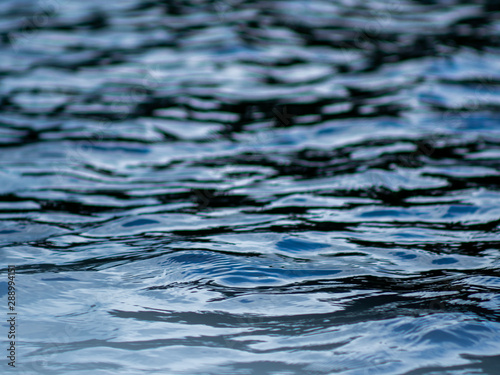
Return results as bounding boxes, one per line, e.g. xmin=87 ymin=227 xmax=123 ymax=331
xmin=1 ymin=0 xmax=500 ymax=374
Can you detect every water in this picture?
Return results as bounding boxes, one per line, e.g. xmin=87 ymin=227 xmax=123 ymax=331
xmin=1 ymin=0 xmax=500 ymax=374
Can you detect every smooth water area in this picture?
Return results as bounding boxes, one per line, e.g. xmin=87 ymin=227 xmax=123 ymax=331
xmin=0 ymin=0 xmax=500 ymax=374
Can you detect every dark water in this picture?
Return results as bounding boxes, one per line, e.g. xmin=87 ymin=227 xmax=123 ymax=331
xmin=1 ymin=0 xmax=500 ymax=374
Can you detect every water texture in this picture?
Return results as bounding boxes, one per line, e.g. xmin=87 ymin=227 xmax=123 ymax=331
xmin=0 ymin=0 xmax=500 ymax=374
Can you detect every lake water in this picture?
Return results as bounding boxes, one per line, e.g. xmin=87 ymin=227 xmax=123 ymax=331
xmin=1 ymin=0 xmax=500 ymax=374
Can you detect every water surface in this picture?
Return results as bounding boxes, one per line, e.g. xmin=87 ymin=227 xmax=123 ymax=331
xmin=1 ymin=0 xmax=500 ymax=374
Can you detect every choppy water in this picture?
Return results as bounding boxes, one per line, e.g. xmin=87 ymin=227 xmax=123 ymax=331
xmin=1 ymin=0 xmax=500 ymax=374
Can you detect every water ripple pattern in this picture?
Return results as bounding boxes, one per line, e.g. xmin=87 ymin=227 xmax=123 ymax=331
xmin=0 ymin=0 xmax=500 ymax=374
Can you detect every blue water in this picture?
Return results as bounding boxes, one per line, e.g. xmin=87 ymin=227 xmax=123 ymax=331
xmin=1 ymin=0 xmax=500 ymax=374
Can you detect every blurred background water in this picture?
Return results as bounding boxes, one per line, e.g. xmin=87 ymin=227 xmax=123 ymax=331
xmin=0 ymin=0 xmax=500 ymax=374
